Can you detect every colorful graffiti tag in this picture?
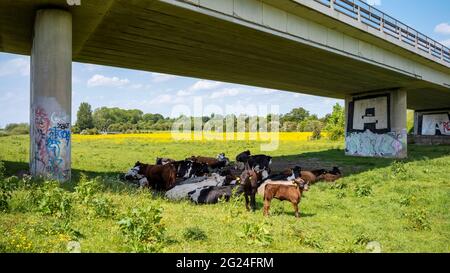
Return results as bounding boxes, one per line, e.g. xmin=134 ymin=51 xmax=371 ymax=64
xmin=345 ymin=129 xmax=406 ymax=158
xmin=32 ymin=106 xmax=71 ymax=181
xmin=421 ymin=113 xmax=450 ymax=136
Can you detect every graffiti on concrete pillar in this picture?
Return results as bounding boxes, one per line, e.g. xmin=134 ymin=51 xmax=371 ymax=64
xmin=420 ymin=112 xmax=450 ymax=136
xmin=346 ymin=129 xmax=407 ymax=157
xmin=346 ymin=93 xmax=406 ymax=158
xmin=32 ymin=102 xmax=71 ymax=181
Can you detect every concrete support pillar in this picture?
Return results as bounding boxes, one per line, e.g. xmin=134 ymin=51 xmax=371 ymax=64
xmin=345 ymin=89 xmax=407 ymax=158
xmin=30 ymin=9 xmax=72 ymax=181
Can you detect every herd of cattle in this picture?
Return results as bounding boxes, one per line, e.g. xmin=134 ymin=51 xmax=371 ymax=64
xmin=124 ymin=150 xmax=342 ymax=217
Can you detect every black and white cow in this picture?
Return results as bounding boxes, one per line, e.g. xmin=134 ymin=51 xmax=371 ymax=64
xmin=124 ymin=165 xmax=150 ymax=188
xmin=188 ymin=185 xmax=242 ymax=204
xmin=264 ymin=166 xmax=302 ymax=182
xmin=236 ymin=150 xmax=272 ymax=179
xmin=174 ymin=160 xmax=209 ymax=179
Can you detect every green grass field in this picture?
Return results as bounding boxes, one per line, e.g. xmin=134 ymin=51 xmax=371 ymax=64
xmin=0 ymin=134 xmax=449 ymax=253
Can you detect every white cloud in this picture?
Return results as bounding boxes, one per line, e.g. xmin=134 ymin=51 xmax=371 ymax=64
xmin=0 ymin=58 xmax=30 ymax=77
xmin=435 ymin=23 xmax=450 ymax=35
xmin=87 ymin=74 xmax=130 ymax=88
xmin=210 ymin=88 xmax=242 ymax=99
xmin=176 ymin=80 xmax=224 ymax=97
xmin=440 ymin=39 xmax=450 ymax=47
xmin=151 ymin=72 xmax=177 ymax=83
xmin=190 ymin=80 xmax=223 ymax=91
xmin=365 ymin=0 xmax=381 ymax=6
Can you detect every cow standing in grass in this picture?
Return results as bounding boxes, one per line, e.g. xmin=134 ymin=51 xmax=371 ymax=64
xmin=263 ymin=178 xmax=309 ymax=218
xmin=239 ymin=166 xmax=264 ymax=211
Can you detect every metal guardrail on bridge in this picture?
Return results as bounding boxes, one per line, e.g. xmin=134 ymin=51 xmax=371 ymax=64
xmin=314 ymin=0 xmax=450 ymax=64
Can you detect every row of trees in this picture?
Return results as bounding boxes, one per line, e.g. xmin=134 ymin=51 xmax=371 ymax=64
xmin=74 ymin=102 xmax=345 ymax=139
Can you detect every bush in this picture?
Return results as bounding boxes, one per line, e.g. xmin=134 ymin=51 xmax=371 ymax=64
xmin=0 ymin=179 xmax=13 ymax=212
xmin=89 ymin=196 xmax=116 ymax=218
xmin=354 ymin=184 xmax=372 ymax=197
xmin=391 ymin=161 xmax=407 ymax=179
xmin=118 ymin=205 xmax=166 ymax=252
xmin=237 ymin=222 xmax=273 ymax=247
xmin=405 ymin=208 xmax=431 ymax=231
xmin=74 ymin=174 xmax=102 ymax=205
xmin=183 ymin=227 xmax=207 ymax=241
xmin=80 ymin=128 xmax=99 ymax=135
xmin=36 ymin=181 xmax=73 ymax=218
xmin=4 ymin=123 xmax=29 ymax=135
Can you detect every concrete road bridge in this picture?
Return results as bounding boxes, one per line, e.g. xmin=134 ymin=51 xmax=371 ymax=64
xmin=1 ymin=0 xmax=449 ymax=181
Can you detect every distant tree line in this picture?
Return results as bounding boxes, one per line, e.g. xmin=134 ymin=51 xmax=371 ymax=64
xmin=0 ymin=102 xmax=345 ymax=140
xmin=0 ymin=123 xmax=29 ymax=137
xmin=73 ymin=102 xmax=345 ymax=140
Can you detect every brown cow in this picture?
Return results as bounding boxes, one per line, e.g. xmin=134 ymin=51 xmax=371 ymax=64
xmin=189 ymin=155 xmax=228 ymax=169
xmin=133 ymin=161 xmax=177 ymax=191
xmin=301 ymin=170 xmax=320 ymax=184
xmin=263 ymin=178 xmax=309 ymax=218
xmin=319 ymin=167 xmax=342 ymax=182
xmin=240 ymin=166 xmax=264 ymax=211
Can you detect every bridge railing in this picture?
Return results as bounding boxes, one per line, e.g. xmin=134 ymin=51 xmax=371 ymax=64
xmin=314 ymin=0 xmax=450 ymax=64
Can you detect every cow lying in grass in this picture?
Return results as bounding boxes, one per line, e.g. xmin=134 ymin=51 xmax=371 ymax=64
xmin=126 ymin=161 xmax=177 ymax=191
xmin=189 ymin=153 xmax=230 ymax=170
xmin=320 ymin=167 xmax=342 ymax=182
xmin=263 ymin=178 xmax=309 ymax=218
xmin=258 ymin=166 xmax=302 ymax=196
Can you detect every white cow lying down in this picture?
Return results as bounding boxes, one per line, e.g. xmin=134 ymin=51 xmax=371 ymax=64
xmin=165 ymin=173 xmax=226 ymax=201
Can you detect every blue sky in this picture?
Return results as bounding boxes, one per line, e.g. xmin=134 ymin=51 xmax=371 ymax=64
xmin=0 ymin=0 xmax=449 ymax=128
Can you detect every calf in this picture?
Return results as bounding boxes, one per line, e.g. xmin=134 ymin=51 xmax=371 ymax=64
xmin=132 ymin=161 xmax=177 ymax=191
xmin=239 ymin=167 xmax=264 ymax=211
xmin=319 ymin=167 xmax=342 ymax=182
xmin=301 ymin=170 xmax=321 ymax=184
xmin=263 ymin=178 xmax=309 ymax=218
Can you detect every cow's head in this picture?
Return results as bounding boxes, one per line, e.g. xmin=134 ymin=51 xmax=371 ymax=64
xmin=125 ymin=161 xmax=145 ymax=180
xmin=293 ymin=166 xmax=302 ymax=178
xmin=294 ymin=178 xmax=309 ymax=191
xmin=217 ymin=153 xmax=229 ymax=164
xmin=332 ymin=167 xmax=341 ymax=175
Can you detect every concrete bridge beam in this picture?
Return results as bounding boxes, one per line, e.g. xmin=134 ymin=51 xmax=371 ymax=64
xmin=30 ymin=9 xmax=72 ymax=181
xmin=345 ymin=89 xmax=407 ymax=158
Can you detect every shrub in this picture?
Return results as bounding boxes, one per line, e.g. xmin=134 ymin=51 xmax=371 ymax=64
xmin=404 ymin=208 xmax=431 ymax=231
xmin=311 ymin=125 xmax=322 ymax=140
xmin=4 ymin=123 xmax=29 ymax=135
xmin=237 ymin=222 xmax=273 ymax=247
xmin=89 ymin=196 xmax=116 ymax=218
xmin=183 ymin=227 xmax=207 ymax=241
xmin=0 ymin=161 xmax=5 ymax=178
xmin=354 ymin=184 xmax=372 ymax=197
xmin=74 ymin=174 xmax=102 ymax=204
xmin=0 ymin=179 xmax=13 ymax=212
xmin=118 ymin=205 xmax=166 ymax=253
xmin=391 ymin=161 xmax=407 ymax=179
xmin=36 ymin=181 xmax=73 ymax=218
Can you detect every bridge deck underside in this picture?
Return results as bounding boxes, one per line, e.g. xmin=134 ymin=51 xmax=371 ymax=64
xmin=1 ymin=0 xmax=449 ymax=110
